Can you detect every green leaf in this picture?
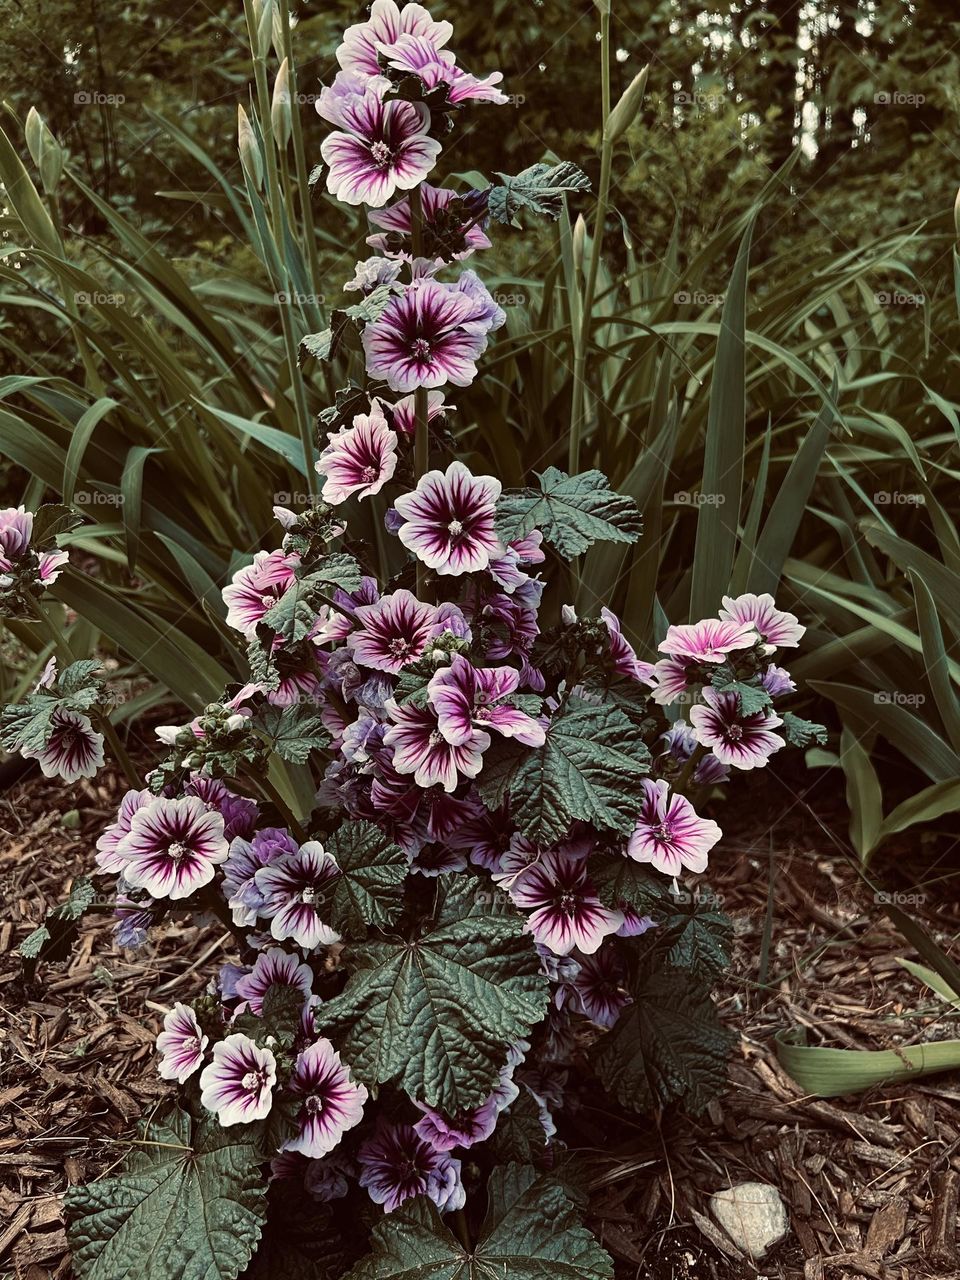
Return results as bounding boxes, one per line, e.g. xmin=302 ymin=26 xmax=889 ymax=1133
xmin=711 ymin=676 xmax=771 ymax=716
xmin=689 ymin=214 xmax=755 ymax=619
xmin=776 ymin=1030 xmax=960 ymax=1098
xmin=325 ymin=820 xmax=407 ymax=939
xmin=19 ymin=875 xmax=98 ymax=977
xmin=780 ymin=712 xmax=828 ymax=747
xmin=260 ymin=558 xmax=362 ymax=645
xmin=344 ymin=1164 xmax=613 ymax=1279
xmin=479 ymin=698 xmax=650 ymax=845
xmin=656 ymin=896 xmax=731 ymax=980
xmin=319 ymin=879 xmax=548 ymax=1112
xmin=254 ymin=704 xmax=331 ymax=764
xmin=497 ymin=467 xmax=642 ymax=558
xmin=65 ymin=1107 xmax=267 ymax=1280
xmin=488 ymin=162 xmax=592 ymax=225
xmin=593 ymin=968 xmax=734 ymax=1115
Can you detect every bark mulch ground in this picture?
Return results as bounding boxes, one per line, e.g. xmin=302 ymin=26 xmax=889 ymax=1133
xmin=2 ymin=756 xmax=959 ymax=1280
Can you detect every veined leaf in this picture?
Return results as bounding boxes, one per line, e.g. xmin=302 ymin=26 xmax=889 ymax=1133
xmin=496 ymin=467 xmax=642 ymax=558
xmin=488 ymin=162 xmax=592 ymax=226
xmin=65 ymin=1107 xmax=266 ymax=1280
xmin=325 ymin=820 xmax=407 ymax=939
xmin=344 ymin=1164 xmax=613 ymax=1280
xmin=319 ymin=879 xmax=548 ymax=1113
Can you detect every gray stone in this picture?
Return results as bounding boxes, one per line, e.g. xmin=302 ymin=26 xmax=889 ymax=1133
xmin=708 ymin=1181 xmax=789 ymax=1259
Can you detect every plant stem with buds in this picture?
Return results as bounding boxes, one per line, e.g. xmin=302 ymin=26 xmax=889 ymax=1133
xmin=409 ymin=183 xmax=431 ymax=598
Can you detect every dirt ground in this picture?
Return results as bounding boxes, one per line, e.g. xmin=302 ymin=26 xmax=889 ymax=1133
xmin=2 ymin=747 xmax=960 ymax=1280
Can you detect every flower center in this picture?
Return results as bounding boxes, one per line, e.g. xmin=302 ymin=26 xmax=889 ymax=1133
xmin=388 ymin=637 xmax=412 ymax=658
xmin=558 ymin=891 xmax=578 ymax=916
xmin=301 ymin=886 xmax=318 ymax=905
xmin=411 ymin=337 xmax=432 ymax=360
xmin=654 ymin=822 xmax=673 ymax=843
xmin=447 ymin=519 xmax=464 ymax=537
xmin=361 ymin=465 xmax=378 ymax=482
xmin=369 ymin=140 xmax=393 ymax=167
xmin=726 ymin=724 xmax=744 ymax=742
xmin=168 ymin=841 xmax=189 ymax=862
xmin=428 ymin=729 xmax=445 ymax=746
xmin=305 ymin=1093 xmax=324 ymax=1116
xmin=242 ymin=1069 xmax=265 ymax=1093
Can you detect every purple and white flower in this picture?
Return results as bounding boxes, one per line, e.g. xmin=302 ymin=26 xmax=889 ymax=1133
xmin=350 ymin=588 xmax=438 ymax=674
xmin=21 ymin=708 xmax=105 ymax=783
xmin=222 ymin=549 xmax=298 ymax=637
xmin=316 ymin=401 xmax=399 ymax=504
xmin=719 ymin=593 xmax=805 ymax=649
xmin=282 ymin=1038 xmax=368 ymax=1159
xmin=336 ymin=0 xmax=452 ymax=82
xmin=95 ymin=788 xmax=153 ymax=872
xmin=362 ymin=277 xmax=504 ymax=392
xmin=658 ymin=617 xmax=758 ymax=664
xmin=383 ymin=697 xmax=489 ymax=792
xmin=156 ymin=1002 xmax=208 ymax=1083
xmin=414 ymin=1050 xmax=520 ymax=1152
xmin=428 ymin=654 xmax=545 ymax=747
xmin=508 ymin=850 xmax=624 ymax=956
xmin=377 ymin=33 xmax=508 ymax=105
xmin=626 ymin=779 xmax=722 ymax=876
xmin=116 ymin=795 xmax=229 ymax=900
xmin=393 ymin=461 xmax=502 ymax=576
xmin=358 ymin=1121 xmax=465 ymax=1213
xmin=222 ymin=827 xmax=299 ymax=926
xmin=389 ymin=389 xmax=451 ymax=436
xmin=689 ymin=687 xmax=785 ymax=770
xmin=199 ymin=1033 xmax=277 ymax=1126
xmin=255 ymin=841 xmax=342 ymax=949
xmin=601 ymin=608 xmax=656 ymax=683
xmin=367 ymin=183 xmax=492 ymax=260
xmin=319 ymin=79 xmax=441 ymax=208
xmin=571 ymin=947 xmax=631 ymax=1028
xmin=233 ymin=947 xmax=314 ymax=1016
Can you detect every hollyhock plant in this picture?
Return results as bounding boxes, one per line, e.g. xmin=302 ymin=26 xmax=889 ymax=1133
xmin=199 ymin=1033 xmax=277 ymax=1126
xmin=255 ymin=841 xmax=342 ymax=948
xmin=156 ymin=1003 xmax=208 ymax=1083
xmin=362 ymin=277 xmax=504 ymax=392
xmin=626 ymin=778 xmax=723 ymax=876
xmin=358 ymin=1121 xmax=465 ymax=1213
xmin=21 ymin=708 xmax=104 ymax=783
xmin=315 ymin=401 xmax=399 ymax=504
xmin=117 ymin=795 xmax=229 ymax=900
xmin=282 ymin=1038 xmax=368 ymax=1159
xmin=508 ymin=851 xmax=624 ymax=956
xmin=428 ymin=654 xmax=545 ymax=746
xmin=393 ymin=460 xmax=502 ymax=575
xmin=690 ymin=687 xmax=785 ymax=770
xmin=58 ymin=9 xmax=833 ymax=1273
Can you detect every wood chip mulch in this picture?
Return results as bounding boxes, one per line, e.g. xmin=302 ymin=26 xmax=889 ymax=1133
xmin=2 ymin=757 xmax=959 ymax=1280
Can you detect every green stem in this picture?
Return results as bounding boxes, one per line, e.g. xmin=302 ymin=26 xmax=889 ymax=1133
xmin=246 ymin=768 xmax=307 ymax=842
xmin=674 ymin=743 xmax=708 ymax=795
xmin=278 ymin=0 xmax=324 ymax=303
xmin=568 ymin=3 xmax=613 ymax=475
xmin=245 ymin=0 xmax=319 ymax=496
xmin=409 ymin=184 xmax=430 ymax=599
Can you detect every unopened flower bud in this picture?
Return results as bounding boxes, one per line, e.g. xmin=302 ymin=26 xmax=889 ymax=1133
xmin=25 ymin=107 xmax=63 ymax=195
xmin=572 ymin=214 xmax=586 ymax=274
xmin=238 ymin=104 xmax=263 ymax=190
xmin=272 ymin=58 xmax=292 ymax=150
xmin=604 ymin=65 xmax=649 ymax=144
